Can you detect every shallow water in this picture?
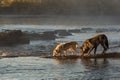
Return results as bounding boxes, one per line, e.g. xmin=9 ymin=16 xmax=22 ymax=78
xmin=0 ymin=57 xmax=120 ymax=80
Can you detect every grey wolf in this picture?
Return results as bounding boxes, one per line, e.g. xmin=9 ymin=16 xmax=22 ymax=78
xmin=80 ymin=34 xmax=109 ymax=56
xmin=53 ymin=41 xmax=79 ymax=56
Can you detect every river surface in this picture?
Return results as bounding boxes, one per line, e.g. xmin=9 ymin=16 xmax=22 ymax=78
xmin=0 ymin=57 xmax=120 ymax=80
xmin=0 ymin=25 xmax=120 ymax=55
xmin=0 ymin=24 xmax=120 ymax=80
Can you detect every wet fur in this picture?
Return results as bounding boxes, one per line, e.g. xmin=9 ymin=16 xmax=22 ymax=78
xmin=81 ymin=34 xmax=109 ymax=55
xmin=53 ymin=41 xmax=78 ymax=56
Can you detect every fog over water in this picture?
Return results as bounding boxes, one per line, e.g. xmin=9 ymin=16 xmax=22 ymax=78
xmin=0 ymin=15 xmax=120 ymax=25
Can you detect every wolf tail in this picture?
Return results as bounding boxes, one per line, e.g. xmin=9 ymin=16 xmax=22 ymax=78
xmin=104 ymin=35 xmax=109 ymax=49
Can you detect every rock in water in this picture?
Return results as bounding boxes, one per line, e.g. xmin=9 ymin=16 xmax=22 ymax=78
xmin=0 ymin=30 xmax=30 ymax=45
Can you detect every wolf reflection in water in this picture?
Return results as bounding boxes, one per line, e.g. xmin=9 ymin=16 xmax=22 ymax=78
xmin=55 ymin=58 xmax=109 ymax=68
xmin=81 ymin=58 xmax=109 ymax=68
xmin=55 ymin=58 xmax=78 ymax=65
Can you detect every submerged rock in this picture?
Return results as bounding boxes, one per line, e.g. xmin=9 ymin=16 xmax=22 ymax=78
xmin=68 ymin=29 xmax=81 ymax=33
xmin=25 ymin=30 xmax=72 ymax=40
xmin=41 ymin=31 xmax=56 ymax=40
xmin=0 ymin=30 xmax=30 ymax=45
xmin=25 ymin=31 xmax=56 ymax=40
xmin=40 ymin=52 xmax=120 ymax=59
xmin=54 ymin=30 xmax=72 ymax=36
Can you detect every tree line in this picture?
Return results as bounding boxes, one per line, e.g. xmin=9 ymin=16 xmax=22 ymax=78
xmin=0 ymin=0 xmax=120 ymax=16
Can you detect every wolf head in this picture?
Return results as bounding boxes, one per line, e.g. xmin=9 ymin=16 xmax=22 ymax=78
xmin=53 ymin=49 xmax=61 ymax=56
xmin=52 ymin=43 xmax=65 ymax=56
xmin=53 ymin=49 xmax=58 ymax=56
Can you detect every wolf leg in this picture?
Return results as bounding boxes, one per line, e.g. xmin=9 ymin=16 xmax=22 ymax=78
xmin=71 ymin=48 xmax=77 ymax=55
xmin=94 ymin=47 xmax=97 ymax=55
xmin=63 ymin=51 xmax=67 ymax=56
xmin=102 ymin=46 xmax=107 ymax=54
xmin=87 ymin=47 xmax=94 ymax=56
xmin=101 ymin=42 xmax=107 ymax=54
xmin=102 ymin=48 xmax=107 ymax=54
